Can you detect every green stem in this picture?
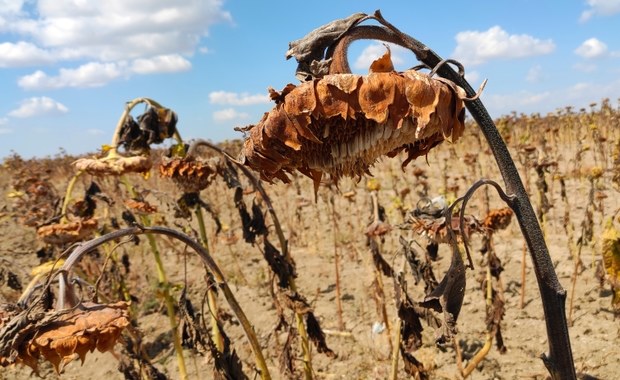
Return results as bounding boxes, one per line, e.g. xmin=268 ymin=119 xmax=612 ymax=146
xmin=186 ymin=139 xmax=314 ymax=379
xmin=194 ymin=203 xmax=225 ymax=352
xmin=120 ymin=175 xmax=188 ymax=380
xmin=60 ymin=171 xmax=83 ymax=223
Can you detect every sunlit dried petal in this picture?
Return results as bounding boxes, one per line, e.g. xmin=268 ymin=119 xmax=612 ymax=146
xmin=124 ymin=199 xmax=157 ymax=215
xmin=74 ymin=155 xmax=152 ymax=176
xmin=37 ymin=219 xmax=98 ymax=245
xmin=241 ymin=50 xmax=466 ymax=188
xmin=483 ymin=208 xmax=513 ymax=232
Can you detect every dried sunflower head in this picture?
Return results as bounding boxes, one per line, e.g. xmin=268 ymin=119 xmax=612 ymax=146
xmin=37 ymin=219 xmax=98 ymax=245
xmin=74 ymin=155 xmax=152 ymax=176
xmin=483 ymin=207 xmax=513 ymax=232
xmin=159 ymin=156 xmax=218 ymax=193
xmin=0 ymin=301 xmax=129 ymax=373
xmin=240 ymin=49 xmax=466 ymax=192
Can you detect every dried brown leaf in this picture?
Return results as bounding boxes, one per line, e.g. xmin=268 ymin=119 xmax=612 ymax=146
xmin=74 ymin=155 xmax=152 ymax=176
xmin=37 ymin=219 xmax=98 ymax=245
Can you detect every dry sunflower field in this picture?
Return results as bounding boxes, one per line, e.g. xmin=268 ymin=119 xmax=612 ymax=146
xmin=1 ymin=11 xmax=619 ymax=380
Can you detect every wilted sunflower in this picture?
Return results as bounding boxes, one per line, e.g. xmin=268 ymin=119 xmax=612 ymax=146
xmin=483 ymin=207 xmax=513 ymax=232
xmin=74 ymin=154 xmax=152 ymax=176
xmin=240 ymin=48 xmax=467 ymax=191
xmin=0 ymin=301 xmax=130 ymax=373
xmin=159 ymin=156 xmax=218 ymax=193
xmin=37 ymin=219 xmax=98 ymax=245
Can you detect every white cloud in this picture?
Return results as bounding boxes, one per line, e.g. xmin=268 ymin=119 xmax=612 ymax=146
xmin=18 ymin=62 xmax=126 ymax=89
xmin=209 ymin=91 xmax=270 ymax=106
xmin=1 ymin=1 xmax=231 ymax=87
xmin=8 ymin=96 xmax=68 ymax=118
xmin=5 ymin=1 xmax=231 ymax=62
xmin=18 ymin=54 xmax=195 ymax=90
xmin=580 ymin=0 xmax=620 ymax=22
xmin=0 ymin=41 xmax=53 ymax=67
xmin=574 ymin=38 xmax=608 ymax=59
xmin=130 ymin=54 xmax=191 ymax=74
xmin=213 ymin=108 xmax=249 ymax=122
xmin=353 ymin=43 xmax=409 ymax=71
xmin=452 ymin=26 xmax=555 ymax=66
xmin=526 ymin=65 xmax=544 ymax=83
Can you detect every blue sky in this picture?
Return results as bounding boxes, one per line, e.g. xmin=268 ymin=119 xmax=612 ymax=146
xmin=1 ymin=0 xmax=619 ymax=158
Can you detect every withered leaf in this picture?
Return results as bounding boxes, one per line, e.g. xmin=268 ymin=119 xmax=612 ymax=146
xmin=420 ymin=243 xmax=466 ymax=345
xmin=264 ymin=238 xmax=296 ymax=288
xmin=37 ymin=219 xmax=98 ymax=245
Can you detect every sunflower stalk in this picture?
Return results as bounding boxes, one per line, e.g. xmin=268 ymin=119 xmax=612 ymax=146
xmin=119 ymin=175 xmax=188 ymax=380
xmin=55 ymin=225 xmax=271 ymax=380
xmin=187 ymin=139 xmax=315 ymax=380
xmin=194 ymin=202 xmax=225 ymax=352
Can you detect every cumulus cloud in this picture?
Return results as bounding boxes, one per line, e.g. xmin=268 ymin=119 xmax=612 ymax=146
xmin=213 ymin=108 xmax=249 ymax=122
xmin=575 ymin=38 xmax=608 ymax=59
xmin=209 ymin=91 xmax=270 ymax=106
xmin=18 ymin=62 xmax=126 ymax=89
xmin=452 ymin=26 xmax=555 ymax=66
xmin=2 ymin=1 xmax=231 ymax=87
xmin=353 ymin=43 xmax=409 ymax=71
xmin=130 ymin=54 xmax=191 ymax=74
xmin=5 ymin=1 xmax=231 ymax=61
xmin=580 ymin=0 xmax=620 ymax=22
xmin=17 ymin=54 xmax=195 ymax=90
xmin=0 ymin=41 xmax=54 ymax=67
xmin=8 ymin=96 xmax=68 ymax=118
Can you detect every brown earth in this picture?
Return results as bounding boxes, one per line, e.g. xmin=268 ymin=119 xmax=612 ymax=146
xmin=1 ymin=113 xmax=619 ymax=379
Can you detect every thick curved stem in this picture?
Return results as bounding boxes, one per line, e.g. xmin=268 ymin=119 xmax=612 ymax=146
xmin=58 ymin=226 xmax=272 ymax=380
xmin=316 ymin=11 xmax=576 ymax=379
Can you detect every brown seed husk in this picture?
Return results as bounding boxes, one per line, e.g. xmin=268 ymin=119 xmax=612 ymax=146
xmin=73 ymin=155 xmax=152 ymax=176
xmin=241 ymin=51 xmax=466 ymax=188
xmin=37 ymin=219 xmax=99 ymax=245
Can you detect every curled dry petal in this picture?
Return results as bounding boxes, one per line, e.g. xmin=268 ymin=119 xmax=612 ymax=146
xmin=240 ymin=50 xmax=466 ymax=189
xmin=37 ymin=219 xmax=98 ymax=245
xmin=73 ymin=155 xmax=152 ymax=176
xmin=124 ymin=199 xmax=157 ymax=215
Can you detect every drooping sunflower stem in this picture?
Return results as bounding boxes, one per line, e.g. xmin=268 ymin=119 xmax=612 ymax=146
xmin=59 ymin=170 xmax=83 ymax=223
xmin=187 ymin=139 xmax=315 ymax=380
xmin=55 ymin=225 xmax=271 ymax=380
xmin=119 ymin=175 xmax=188 ymax=380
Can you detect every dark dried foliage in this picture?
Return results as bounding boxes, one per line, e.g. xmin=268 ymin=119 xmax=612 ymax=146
xmin=119 ymin=107 xmax=178 ymax=153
